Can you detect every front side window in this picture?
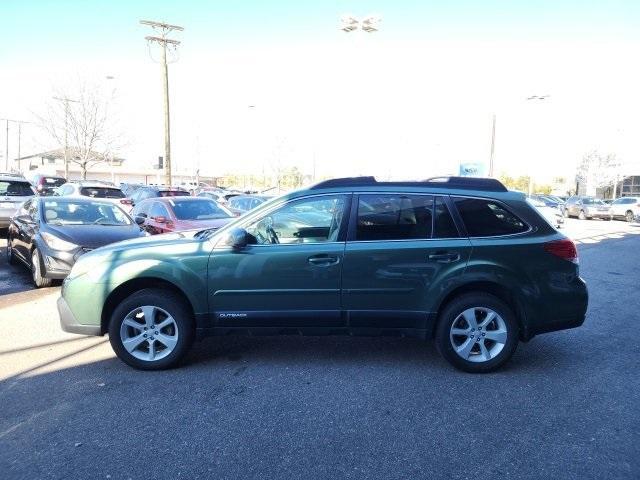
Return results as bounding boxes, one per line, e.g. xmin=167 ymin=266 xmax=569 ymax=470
xmin=244 ymin=195 xmax=347 ymax=245
xmin=453 ymin=197 xmax=528 ymax=237
xmin=356 ymin=194 xmax=433 ymax=241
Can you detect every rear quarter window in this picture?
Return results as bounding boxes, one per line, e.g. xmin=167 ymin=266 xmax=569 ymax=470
xmin=453 ymin=197 xmax=528 ymax=237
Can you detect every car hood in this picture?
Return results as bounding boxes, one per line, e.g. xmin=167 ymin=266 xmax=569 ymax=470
xmin=173 ymin=217 xmax=233 ymax=231
xmin=47 ymin=224 xmax=146 ymax=249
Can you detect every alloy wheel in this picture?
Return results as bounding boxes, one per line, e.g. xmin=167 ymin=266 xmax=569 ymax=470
xmin=449 ymin=307 xmax=508 ymax=363
xmin=626 ymin=211 xmax=634 ymax=223
xmin=119 ymin=305 xmax=179 ymax=362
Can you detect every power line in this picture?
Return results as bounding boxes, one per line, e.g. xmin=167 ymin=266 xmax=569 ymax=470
xmin=140 ymin=19 xmax=184 ymax=187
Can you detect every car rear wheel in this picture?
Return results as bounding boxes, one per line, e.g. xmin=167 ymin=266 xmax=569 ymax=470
xmin=435 ymin=293 xmax=519 ymax=373
xmin=578 ymin=210 xmax=587 ymax=220
xmin=109 ymin=289 xmax=194 ymax=370
xmin=6 ymin=236 xmax=17 ymax=265
xmin=31 ymin=248 xmax=53 ymax=288
xmin=625 ymin=210 xmax=634 ymax=223
xmin=563 ymin=209 xmax=570 ymax=218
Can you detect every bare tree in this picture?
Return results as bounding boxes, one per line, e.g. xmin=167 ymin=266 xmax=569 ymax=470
xmin=576 ymin=150 xmax=623 ymax=196
xmin=37 ymin=81 xmax=125 ymax=179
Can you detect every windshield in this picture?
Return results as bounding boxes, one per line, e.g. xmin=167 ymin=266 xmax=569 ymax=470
xmin=170 ymin=199 xmax=232 ymax=220
xmin=80 ymin=187 xmax=126 ymax=199
xmin=43 ymin=201 xmax=132 ymax=226
xmin=0 ymin=180 xmax=34 ymax=197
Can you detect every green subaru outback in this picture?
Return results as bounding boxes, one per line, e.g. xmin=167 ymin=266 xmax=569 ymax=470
xmin=58 ymin=177 xmax=588 ymax=372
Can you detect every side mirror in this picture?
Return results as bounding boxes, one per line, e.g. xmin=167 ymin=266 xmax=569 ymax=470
xmin=220 ymin=227 xmax=248 ymax=249
xmin=134 ymin=215 xmax=146 ymax=226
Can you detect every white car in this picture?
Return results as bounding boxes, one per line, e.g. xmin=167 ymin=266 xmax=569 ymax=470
xmin=608 ymin=196 xmax=640 ymax=223
xmin=527 ymin=198 xmax=564 ymax=229
xmin=55 ymin=181 xmax=133 ymax=213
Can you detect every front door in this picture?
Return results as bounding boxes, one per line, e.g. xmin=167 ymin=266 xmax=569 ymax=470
xmin=208 ymin=194 xmax=351 ymax=328
xmin=341 ymin=194 xmax=472 ymax=329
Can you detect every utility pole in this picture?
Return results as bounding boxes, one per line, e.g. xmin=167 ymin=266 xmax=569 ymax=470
xmin=3 ymin=120 xmax=7 ymax=171
xmin=489 ymin=114 xmax=496 ymax=177
xmin=140 ymin=20 xmax=184 ymax=187
xmin=1 ymin=118 xmax=31 ymax=172
xmin=52 ymin=97 xmax=79 ymax=179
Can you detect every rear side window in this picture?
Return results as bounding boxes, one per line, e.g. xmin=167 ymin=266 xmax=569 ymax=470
xmin=434 ymin=197 xmax=459 ymax=238
xmin=356 ymin=194 xmax=433 ymax=241
xmin=453 ymin=197 xmax=528 ymax=237
xmin=0 ymin=181 xmax=34 ymax=196
xmin=80 ymin=187 xmax=125 ymax=198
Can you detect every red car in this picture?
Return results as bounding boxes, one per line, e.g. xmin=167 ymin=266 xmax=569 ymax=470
xmin=131 ymin=196 xmax=235 ymax=234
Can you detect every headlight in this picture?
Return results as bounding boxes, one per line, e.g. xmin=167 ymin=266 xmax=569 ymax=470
xmin=41 ymin=232 xmax=78 ymax=251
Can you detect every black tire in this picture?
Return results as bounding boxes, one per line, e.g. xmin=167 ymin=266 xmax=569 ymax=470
xmin=435 ymin=293 xmax=519 ymax=373
xmin=108 ymin=288 xmax=194 ymax=370
xmin=31 ymin=248 xmax=53 ymax=288
xmin=625 ymin=211 xmax=634 ymax=223
xmin=6 ymin=236 xmax=17 ymax=265
xmin=578 ymin=210 xmax=587 ymax=220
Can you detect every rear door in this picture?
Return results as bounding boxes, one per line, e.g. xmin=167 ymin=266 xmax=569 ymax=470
xmin=341 ymin=194 xmax=472 ymax=329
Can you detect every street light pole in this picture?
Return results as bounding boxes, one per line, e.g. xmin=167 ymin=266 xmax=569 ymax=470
xmin=140 ymin=20 xmax=184 ymax=187
xmin=52 ymin=97 xmax=79 ymax=179
xmin=525 ymin=95 xmax=550 ymax=195
xmin=4 ymin=120 xmax=7 ymax=171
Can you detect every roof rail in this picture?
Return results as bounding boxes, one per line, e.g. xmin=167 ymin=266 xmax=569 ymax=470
xmin=310 ymin=176 xmax=508 ymax=192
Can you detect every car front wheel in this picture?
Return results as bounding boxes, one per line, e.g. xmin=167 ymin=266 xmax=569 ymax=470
xmin=109 ymin=289 xmax=194 ymax=370
xmin=435 ymin=293 xmax=519 ymax=373
xmin=626 ymin=211 xmax=634 ymax=223
xmin=6 ymin=236 xmax=17 ymax=265
xmin=31 ymin=248 xmax=53 ymax=288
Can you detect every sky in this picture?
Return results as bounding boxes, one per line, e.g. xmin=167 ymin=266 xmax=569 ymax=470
xmin=1 ymin=0 xmax=640 ymax=183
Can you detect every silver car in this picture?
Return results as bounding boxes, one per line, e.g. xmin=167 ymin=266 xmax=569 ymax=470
xmin=0 ymin=174 xmax=35 ymax=227
xmin=563 ymin=196 xmax=612 ymax=220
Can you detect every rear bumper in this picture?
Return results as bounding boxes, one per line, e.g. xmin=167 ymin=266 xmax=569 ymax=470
xmin=58 ymin=296 xmax=102 ymax=336
xmin=521 ymin=276 xmax=588 ymax=341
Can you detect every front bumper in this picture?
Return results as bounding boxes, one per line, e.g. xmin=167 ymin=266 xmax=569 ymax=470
xmin=58 ymin=296 xmax=102 ymax=336
xmin=587 ymin=210 xmax=612 ymax=218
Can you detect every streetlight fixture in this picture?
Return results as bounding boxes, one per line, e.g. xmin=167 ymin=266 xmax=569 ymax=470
xmin=339 ymin=14 xmax=382 ymax=33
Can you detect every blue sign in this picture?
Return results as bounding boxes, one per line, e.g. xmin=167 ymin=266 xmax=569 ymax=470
xmin=459 ymin=162 xmax=487 ymax=177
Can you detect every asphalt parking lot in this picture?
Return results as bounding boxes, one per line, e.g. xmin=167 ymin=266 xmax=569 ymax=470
xmin=0 ymin=219 xmax=639 ymax=480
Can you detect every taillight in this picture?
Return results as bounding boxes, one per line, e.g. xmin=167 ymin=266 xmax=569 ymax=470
xmin=120 ymin=199 xmax=133 ymax=205
xmin=544 ymin=239 xmax=578 ymax=264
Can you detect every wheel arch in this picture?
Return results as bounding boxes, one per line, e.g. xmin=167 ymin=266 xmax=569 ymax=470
xmin=433 ymin=281 xmax=530 ymax=341
xmin=100 ymin=277 xmax=196 ymax=335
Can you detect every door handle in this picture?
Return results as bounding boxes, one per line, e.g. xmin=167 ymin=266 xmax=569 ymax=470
xmin=428 ymin=252 xmax=461 ymax=263
xmin=308 ymin=255 xmax=340 ymax=266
